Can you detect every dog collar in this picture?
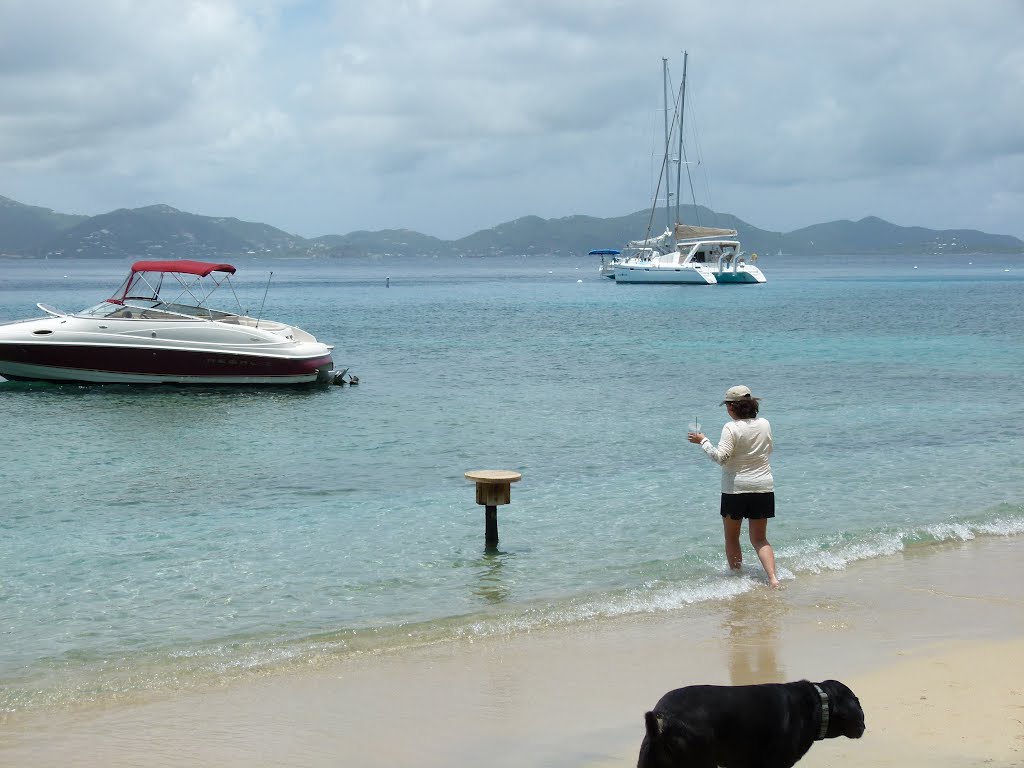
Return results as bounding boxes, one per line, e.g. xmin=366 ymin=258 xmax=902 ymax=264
xmin=812 ymin=684 xmax=830 ymax=740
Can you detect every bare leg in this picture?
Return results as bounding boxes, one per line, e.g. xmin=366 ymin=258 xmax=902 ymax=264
xmin=748 ymin=518 xmax=780 ymax=588
xmin=722 ymin=516 xmax=743 ymax=570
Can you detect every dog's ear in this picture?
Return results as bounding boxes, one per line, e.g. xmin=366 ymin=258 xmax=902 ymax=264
xmin=639 ymin=712 xmax=671 ymax=768
xmin=644 ymin=711 xmax=666 ymax=739
xmin=643 ymin=711 xmax=708 ymax=757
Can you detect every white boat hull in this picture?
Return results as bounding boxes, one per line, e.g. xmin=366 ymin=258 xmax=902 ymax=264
xmin=0 ymin=315 xmax=335 ymax=385
xmin=613 ymin=264 xmax=717 ymax=284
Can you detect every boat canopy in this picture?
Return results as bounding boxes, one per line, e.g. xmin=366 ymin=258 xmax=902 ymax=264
xmin=588 ymin=249 xmax=622 ymax=256
xmin=108 ymin=260 xmax=239 ymax=306
xmin=130 ymin=260 xmax=237 ymax=276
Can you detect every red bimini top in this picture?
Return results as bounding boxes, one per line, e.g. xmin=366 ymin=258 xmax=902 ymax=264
xmin=130 ymin=260 xmax=237 ymax=276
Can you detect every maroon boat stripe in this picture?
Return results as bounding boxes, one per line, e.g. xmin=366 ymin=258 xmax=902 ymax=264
xmin=2 ymin=344 xmax=333 ymax=377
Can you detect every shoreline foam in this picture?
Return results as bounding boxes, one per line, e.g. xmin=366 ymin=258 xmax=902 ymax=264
xmin=2 ymin=535 xmax=1021 ymax=767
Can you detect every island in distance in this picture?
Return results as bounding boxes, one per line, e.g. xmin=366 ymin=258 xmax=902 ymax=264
xmin=1 ymin=193 xmax=1021 ymax=261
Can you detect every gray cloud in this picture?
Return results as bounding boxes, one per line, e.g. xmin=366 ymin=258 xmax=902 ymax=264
xmin=1 ymin=0 xmax=1021 ymax=240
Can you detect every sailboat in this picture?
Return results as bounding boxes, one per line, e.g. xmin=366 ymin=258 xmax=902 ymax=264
xmin=602 ymin=54 xmax=766 ymax=285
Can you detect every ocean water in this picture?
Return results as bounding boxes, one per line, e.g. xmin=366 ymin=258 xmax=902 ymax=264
xmin=1 ymin=252 xmax=1022 ymax=715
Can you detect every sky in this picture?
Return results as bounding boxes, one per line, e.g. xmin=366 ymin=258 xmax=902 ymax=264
xmin=1 ymin=0 xmax=1023 ymax=241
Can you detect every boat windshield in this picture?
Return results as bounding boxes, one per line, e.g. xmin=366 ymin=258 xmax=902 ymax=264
xmin=75 ymin=300 xmax=230 ymax=321
xmin=78 ymin=301 xmax=135 ymax=318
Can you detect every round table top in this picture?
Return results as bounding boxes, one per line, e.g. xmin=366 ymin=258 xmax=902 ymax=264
xmin=464 ymin=469 xmax=522 ymax=484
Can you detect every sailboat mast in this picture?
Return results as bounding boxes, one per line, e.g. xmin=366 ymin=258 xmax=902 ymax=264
xmin=676 ymin=51 xmax=688 ymax=227
xmin=662 ymin=58 xmax=672 ymax=233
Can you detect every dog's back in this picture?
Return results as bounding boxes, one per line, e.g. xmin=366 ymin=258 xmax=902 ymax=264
xmin=638 ymin=680 xmax=864 ymax=768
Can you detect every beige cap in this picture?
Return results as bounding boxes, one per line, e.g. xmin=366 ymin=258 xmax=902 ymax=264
xmin=720 ymin=385 xmax=760 ymax=405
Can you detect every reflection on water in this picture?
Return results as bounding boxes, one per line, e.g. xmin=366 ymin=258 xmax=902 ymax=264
xmin=724 ymin=592 xmax=785 ymax=685
xmin=473 ymin=550 xmax=513 ymax=604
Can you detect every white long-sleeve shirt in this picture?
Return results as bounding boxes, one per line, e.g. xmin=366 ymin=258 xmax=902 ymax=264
xmin=700 ymin=417 xmax=774 ymax=494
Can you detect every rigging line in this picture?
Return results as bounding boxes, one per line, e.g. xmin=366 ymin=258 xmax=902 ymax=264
xmin=255 ymin=271 xmax=273 ymax=328
xmin=643 ymin=62 xmax=676 ymax=243
xmin=662 ymin=56 xmax=693 ymax=228
xmin=643 ymin=145 xmax=671 ymax=243
xmin=682 ymin=142 xmax=701 ymax=227
xmin=654 ymin=65 xmax=683 ymax=236
xmin=648 ymin=96 xmax=682 ymax=241
xmin=680 ymin=85 xmax=701 ymax=228
xmin=686 ymin=81 xmax=717 ymax=227
xmin=226 ymin=273 xmax=245 ymax=314
xmin=675 ymin=53 xmax=687 ymax=226
xmin=661 ymin=57 xmax=673 ymax=233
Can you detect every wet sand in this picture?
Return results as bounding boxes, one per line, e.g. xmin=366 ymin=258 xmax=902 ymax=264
xmin=2 ymin=536 xmax=1022 ymax=767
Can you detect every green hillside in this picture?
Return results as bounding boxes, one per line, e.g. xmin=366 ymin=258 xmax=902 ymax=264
xmin=0 ymin=194 xmax=1021 ymax=259
xmin=0 ymin=195 xmax=87 ymax=253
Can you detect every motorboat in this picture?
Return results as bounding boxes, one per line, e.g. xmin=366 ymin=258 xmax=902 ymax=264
xmin=596 ymin=53 xmax=767 ymax=286
xmin=0 ymin=259 xmax=343 ymax=385
xmin=589 ymin=249 xmax=621 ymax=279
xmin=611 ymin=225 xmax=765 ymax=284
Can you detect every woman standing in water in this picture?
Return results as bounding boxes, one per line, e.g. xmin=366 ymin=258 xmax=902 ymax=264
xmin=688 ymin=385 xmax=779 ymax=588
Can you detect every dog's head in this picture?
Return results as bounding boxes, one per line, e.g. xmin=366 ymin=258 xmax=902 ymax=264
xmin=818 ymin=679 xmax=866 ymax=739
xmin=637 ymin=711 xmax=708 ymax=768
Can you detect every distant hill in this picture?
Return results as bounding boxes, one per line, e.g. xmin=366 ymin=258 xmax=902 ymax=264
xmin=0 ymin=195 xmax=87 ymax=251
xmin=1 ymin=193 xmax=1021 ymax=259
xmin=23 ymin=203 xmax=306 ymax=260
xmin=311 ymin=228 xmax=447 ymax=258
xmin=779 ymin=216 xmax=1021 ymax=255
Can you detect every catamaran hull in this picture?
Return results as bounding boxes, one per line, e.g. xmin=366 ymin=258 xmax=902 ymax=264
xmin=613 ymin=266 xmax=717 ymax=284
xmin=713 ymin=266 xmax=767 ymax=284
xmin=0 ymin=343 xmax=335 ymax=385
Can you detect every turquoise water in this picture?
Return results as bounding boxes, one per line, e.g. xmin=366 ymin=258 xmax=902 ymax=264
xmin=1 ymin=253 xmax=1022 ymax=713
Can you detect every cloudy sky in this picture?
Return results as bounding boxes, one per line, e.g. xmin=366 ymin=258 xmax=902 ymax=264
xmin=1 ymin=0 xmax=1022 ymax=240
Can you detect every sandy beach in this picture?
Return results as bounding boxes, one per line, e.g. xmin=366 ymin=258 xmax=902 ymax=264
xmin=2 ymin=535 xmax=1022 ymax=768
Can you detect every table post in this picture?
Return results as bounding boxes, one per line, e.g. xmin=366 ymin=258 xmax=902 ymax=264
xmin=464 ymin=470 xmax=522 ymax=549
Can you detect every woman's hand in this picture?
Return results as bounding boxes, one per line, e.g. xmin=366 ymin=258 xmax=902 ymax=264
xmin=687 ymin=432 xmax=705 ymax=444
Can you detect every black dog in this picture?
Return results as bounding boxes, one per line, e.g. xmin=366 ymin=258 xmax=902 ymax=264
xmin=637 ymin=679 xmax=865 ymax=768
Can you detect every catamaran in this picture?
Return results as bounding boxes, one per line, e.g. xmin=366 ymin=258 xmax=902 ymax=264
xmin=599 ymin=54 xmax=766 ymax=285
